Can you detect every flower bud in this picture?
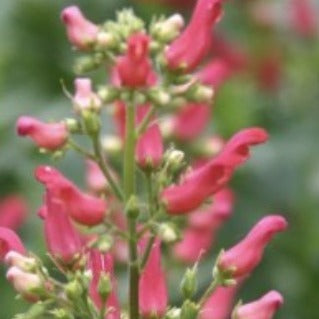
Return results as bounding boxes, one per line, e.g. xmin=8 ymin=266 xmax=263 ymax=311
xmin=148 ymin=88 xmax=171 ymax=106
xmin=16 ymin=116 xmax=68 ymax=151
xmin=218 ymin=215 xmax=288 ymax=278
xmin=152 ymin=14 xmax=185 ymax=42
xmin=6 ymin=266 xmax=43 ymax=301
xmin=188 ymin=85 xmax=214 ymax=103
xmin=180 ymin=300 xmax=199 ymax=319
xmin=126 ymin=195 xmax=140 ymax=219
xmin=65 ymin=280 xmax=83 ymax=300
xmin=165 ymin=149 xmax=185 ymax=172
xmin=82 ymin=110 xmax=101 ymax=135
xmin=180 ymin=265 xmax=198 ymax=299
xmin=98 ymin=86 xmax=120 ymax=104
xmin=73 ymin=78 xmax=101 ymax=113
xmin=61 ymin=6 xmax=98 ymax=50
xmin=165 ymin=308 xmax=181 ymax=319
xmin=232 ymin=291 xmax=283 ymax=319
xmin=158 ymin=223 xmax=179 ymax=243
xmin=102 ymin=135 xmax=123 ymax=154
xmin=98 ymin=272 xmax=112 ymax=301
xmin=4 ymin=251 xmax=36 ymax=271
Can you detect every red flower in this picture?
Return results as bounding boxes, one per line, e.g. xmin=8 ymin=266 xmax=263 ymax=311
xmin=200 ymin=285 xmax=238 ymax=319
xmin=35 ymin=165 xmax=107 ymax=226
xmin=61 ymin=6 xmax=98 ymax=50
xmin=115 ymin=33 xmax=153 ymax=88
xmin=43 ymin=193 xmax=83 ymax=265
xmin=135 ymin=105 xmax=163 ymax=169
xmin=175 ymin=188 xmax=234 ymax=262
xmin=88 ymin=250 xmax=120 ymax=319
xmin=0 ymin=227 xmax=25 ymax=261
xmin=218 ymin=215 xmax=288 ymax=277
xmin=16 ymin=116 xmax=68 ymax=150
xmin=161 ymin=128 xmax=268 ymax=214
xmin=139 ymin=239 xmax=168 ymax=318
xmin=233 ymin=291 xmax=283 ymax=319
xmin=0 ymin=196 xmax=27 ymax=230
xmin=173 ymin=103 xmax=211 ymax=141
xmin=165 ymin=0 xmax=223 ymax=72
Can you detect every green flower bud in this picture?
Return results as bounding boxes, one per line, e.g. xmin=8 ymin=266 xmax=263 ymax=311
xmin=51 ymin=309 xmax=74 ymax=319
xmin=180 ymin=301 xmax=199 ymax=319
xmin=158 ymin=223 xmax=179 ymax=243
xmin=165 ymin=308 xmax=181 ymax=319
xmin=148 ymin=88 xmax=171 ymax=107
xmin=64 ymin=118 xmax=82 ymax=134
xmin=98 ymin=272 xmax=112 ymax=301
xmin=82 ymin=110 xmax=101 ymax=136
xmin=98 ymin=86 xmax=120 ymax=104
xmin=65 ymin=280 xmax=83 ymax=301
xmin=180 ymin=266 xmax=198 ymax=299
xmin=126 ymin=195 xmax=140 ymax=219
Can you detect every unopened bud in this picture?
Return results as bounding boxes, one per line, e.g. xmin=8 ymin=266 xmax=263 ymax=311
xmin=102 ymin=135 xmax=122 ymax=154
xmin=126 ymin=195 xmax=139 ymax=219
xmin=6 ymin=267 xmax=43 ymax=301
xmin=98 ymin=272 xmax=112 ymax=301
xmin=180 ymin=266 xmax=198 ymax=299
xmin=74 ymin=56 xmax=98 ymax=74
xmin=152 ymin=14 xmax=184 ymax=42
xmin=96 ymin=32 xmax=117 ymax=49
xmin=180 ymin=300 xmax=199 ymax=319
xmin=166 ymin=149 xmax=185 ymax=172
xmin=98 ymin=86 xmax=120 ymax=104
xmin=165 ymin=308 xmax=181 ymax=319
xmin=51 ymin=308 xmax=74 ymax=319
xmin=188 ymin=85 xmax=214 ymax=103
xmin=65 ymin=280 xmax=83 ymax=300
xmin=148 ymin=88 xmax=171 ymax=107
xmin=65 ymin=118 xmax=82 ymax=133
xmin=82 ymin=110 xmax=101 ymax=135
xmin=5 ymin=252 xmax=37 ymax=272
xmin=95 ymin=234 xmax=113 ymax=253
xmin=158 ymin=223 xmax=179 ymax=243
xmin=159 ymin=116 xmax=174 ymax=138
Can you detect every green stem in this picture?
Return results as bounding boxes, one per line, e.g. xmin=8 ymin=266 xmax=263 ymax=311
xmin=69 ymin=139 xmax=96 ymax=160
xmin=91 ymin=134 xmax=124 ymax=201
xmin=124 ymin=101 xmax=140 ymax=319
xmin=135 ymin=105 xmax=156 ymax=137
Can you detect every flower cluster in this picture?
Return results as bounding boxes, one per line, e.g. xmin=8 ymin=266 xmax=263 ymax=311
xmin=1 ymin=1 xmax=288 ymax=319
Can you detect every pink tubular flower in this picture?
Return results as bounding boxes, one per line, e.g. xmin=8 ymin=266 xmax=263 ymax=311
xmin=291 ymin=0 xmax=317 ymax=37
xmin=86 ymin=160 xmax=107 ymax=193
xmin=73 ymin=78 xmax=101 ymax=112
xmin=35 ymin=165 xmax=107 ymax=226
xmin=43 ymin=194 xmax=82 ymax=265
xmin=115 ymin=33 xmax=153 ymax=88
xmin=0 ymin=196 xmax=27 ymax=230
xmin=139 ymin=239 xmax=168 ymax=318
xmin=136 ymin=105 xmax=163 ymax=169
xmin=174 ymin=228 xmax=212 ymax=263
xmin=16 ymin=116 xmax=68 ymax=151
xmin=200 ymin=285 xmax=238 ymax=319
xmin=175 ymin=188 xmax=234 ymax=262
xmin=165 ymin=0 xmax=223 ymax=72
xmin=173 ymin=103 xmax=211 ymax=141
xmin=61 ymin=6 xmax=99 ymax=50
xmin=161 ymin=128 xmax=268 ymax=214
xmin=218 ymin=215 xmax=288 ymax=278
xmin=233 ymin=291 xmax=284 ymax=319
xmin=0 ymin=227 xmax=25 ymax=261
xmin=88 ymin=250 xmax=120 ymax=319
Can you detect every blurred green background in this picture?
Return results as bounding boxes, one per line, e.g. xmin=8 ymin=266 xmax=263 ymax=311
xmin=0 ymin=0 xmax=319 ymax=318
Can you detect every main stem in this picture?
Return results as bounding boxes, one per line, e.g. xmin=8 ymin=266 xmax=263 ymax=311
xmin=124 ymin=101 xmax=139 ymax=319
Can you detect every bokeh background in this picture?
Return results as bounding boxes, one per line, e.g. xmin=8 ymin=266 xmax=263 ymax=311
xmin=1 ymin=0 xmax=319 ymax=318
